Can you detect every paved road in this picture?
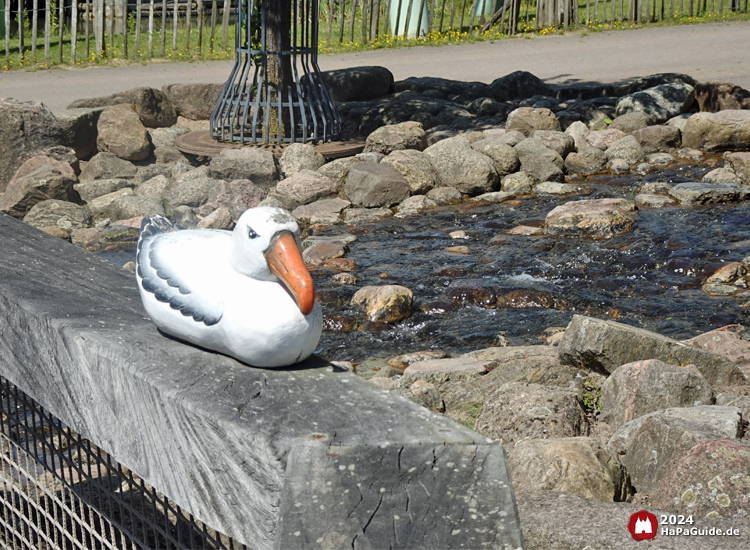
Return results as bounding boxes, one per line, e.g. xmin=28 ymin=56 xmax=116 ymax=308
xmin=1 ymin=21 xmax=748 ymax=113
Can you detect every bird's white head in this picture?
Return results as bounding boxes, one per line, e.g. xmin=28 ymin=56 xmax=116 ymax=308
xmin=230 ymin=207 xmax=316 ymax=315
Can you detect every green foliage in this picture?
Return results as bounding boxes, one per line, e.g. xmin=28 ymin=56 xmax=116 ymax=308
xmin=581 ymin=381 xmax=602 ymax=413
xmin=461 ymin=401 xmax=484 ymax=431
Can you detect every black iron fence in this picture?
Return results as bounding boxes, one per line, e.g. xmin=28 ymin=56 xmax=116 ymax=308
xmin=0 ymin=375 xmax=250 ymax=550
xmin=0 ymin=0 xmax=747 ymax=68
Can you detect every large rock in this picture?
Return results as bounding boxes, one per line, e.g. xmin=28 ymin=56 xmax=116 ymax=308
xmin=586 ymin=128 xmax=627 ymax=150
xmin=96 ymin=105 xmax=150 ymax=161
xmin=88 ymin=188 xmax=165 ymax=219
xmin=608 ymin=406 xmax=743 ymax=493
xmin=531 ymin=130 xmax=576 ymax=158
xmin=147 ymin=127 xmax=190 ymax=149
xmin=471 ymin=138 xmax=520 ymax=176
xmin=558 ymin=315 xmax=747 ymax=388
xmin=350 ymin=285 xmax=413 ymax=323
xmin=650 ymin=438 xmax=750 ymax=518
xmin=632 ymin=125 xmax=682 ymax=153
xmin=605 ymin=135 xmax=646 ymax=164
xmin=167 ymin=176 xmax=224 ymax=208
xmin=544 ymin=198 xmax=636 ymax=239
xmin=6 ymin=155 xmax=78 ymax=191
xmin=423 ymin=136 xmax=498 ymax=196
xmin=74 ymin=178 xmax=134 ymax=202
xmin=487 ymin=71 xmax=555 ymax=102
xmin=727 ymin=152 xmax=750 ymax=183
xmin=162 ymin=83 xmax=224 ymax=120
xmin=380 ymin=149 xmax=440 ymax=194
xmin=0 ymin=164 xmax=80 ymax=219
xmin=600 ymin=359 xmax=715 ymax=429
xmin=278 ymin=143 xmax=326 ymax=177
xmin=317 ymin=156 xmax=366 ymax=189
xmin=694 ymin=81 xmax=750 ymax=112
xmin=615 ymin=82 xmax=695 ymax=123
xmin=682 ymin=110 xmax=750 ymax=151
xmin=668 ymin=182 xmax=750 ymax=206
xmin=54 ymin=107 xmax=104 ymax=160
xmin=69 ymin=87 xmax=177 ymax=128
xmin=564 ymin=147 xmax=607 ymax=175
xmin=474 ymin=383 xmax=589 ymax=446
xmin=0 ymin=99 xmax=66 ymax=192
xmin=78 ymin=152 xmax=137 ymax=182
xmin=273 ymin=170 xmax=338 ymax=210
xmin=685 ymin=326 xmax=750 ymax=378
xmin=199 ymin=179 xmax=265 ymax=222
xmin=23 ymin=199 xmax=93 ymax=230
xmin=344 ymin=163 xmax=410 ymax=207
xmin=209 ymin=148 xmax=279 ymax=188
xmin=293 ymin=198 xmax=351 ymax=225
xmin=505 ymin=107 xmax=561 ymax=136
xmin=322 ymin=66 xmax=394 ymax=102
xmin=509 ymin=437 xmax=632 ymax=502
xmin=363 ymin=121 xmax=427 ymax=155
xmin=514 ymin=137 xmax=565 ymax=182
xmin=608 ymin=111 xmax=654 ymax=133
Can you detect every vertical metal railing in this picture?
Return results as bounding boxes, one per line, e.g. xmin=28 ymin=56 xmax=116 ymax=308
xmin=0 ymin=375 xmax=250 ymax=550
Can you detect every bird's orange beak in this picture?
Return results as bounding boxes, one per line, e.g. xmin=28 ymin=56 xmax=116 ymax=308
xmin=265 ymin=231 xmax=316 ymax=316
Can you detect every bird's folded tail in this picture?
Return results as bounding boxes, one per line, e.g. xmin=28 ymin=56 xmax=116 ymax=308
xmin=139 ymin=214 xmax=182 ymax=239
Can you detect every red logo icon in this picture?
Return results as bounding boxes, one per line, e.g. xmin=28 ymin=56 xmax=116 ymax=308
xmin=628 ymin=510 xmax=658 ymax=541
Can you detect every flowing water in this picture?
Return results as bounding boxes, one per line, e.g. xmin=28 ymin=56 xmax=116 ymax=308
xmin=101 ymin=158 xmax=750 ymax=366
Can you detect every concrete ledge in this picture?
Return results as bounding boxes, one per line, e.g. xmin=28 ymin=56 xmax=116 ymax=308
xmin=0 ymin=213 xmax=523 ymax=550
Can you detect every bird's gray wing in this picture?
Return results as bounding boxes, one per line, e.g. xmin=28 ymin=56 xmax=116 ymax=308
xmin=136 ymin=216 xmax=227 ymax=326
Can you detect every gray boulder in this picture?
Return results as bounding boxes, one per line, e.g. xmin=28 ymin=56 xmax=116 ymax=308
xmin=88 ymin=188 xmax=165 ymax=219
xmin=75 ymin=178 xmax=134 ymax=202
xmin=317 ymin=156 xmax=366 ymax=189
xmin=531 ymin=130 xmax=576 ymax=158
xmin=209 ymin=148 xmax=279 ymax=188
xmin=471 ymin=138 xmax=520 ymax=175
xmin=544 ymin=198 xmax=636 ymax=239
xmin=586 ymin=128 xmax=627 ymax=150
xmin=380 ymin=149 xmax=440 ymax=194
xmin=505 ymin=107 xmax=561 ymax=136
xmin=322 ymin=66 xmax=394 ymax=102
xmin=558 ymin=314 xmax=747 ymax=387
xmin=509 ymin=437 xmax=632 ymax=502
xmin=608 ymin=111 xmax=654 ymax=133
xmin=68 ymin=86 xmax=177 ymax=128
xmin=78 ymin=152 xmax=137 ymax=182
xmin=147 ymin=127 xmax=190 ymax=149
xmin=564 ymin=120 xmax=590 ymax=150
xmin=279 ymin=143 xmax=326 ymax=177
xmin=727 ymin=152 xmax=750 ymax=182
xmin=198 ymin=179 xmax=265 ymax=222
xmin=632 ymin=124 xmax=682 ymax=153
xmin=292 ymin=198 xmax=351 ymax=225
xmin=682 ymin=110 xmax=750 ymax=151
xmin=564 ymin=147 xmax=608 ymax=175
xmin=605 ymin=135 xmax=646 ymax=164
xmin=0 ymin=99 xmax=66 ymax=192
xmin=135 ymin=175 xmax=172 ymax=197
xmin=608 ymin=405 xmax=743 ymax=493
xmin=423 ymin=136 xmax=498 ymax=195
xmin=487 ymin=71 xmax=555 ymax=102
xmin=96 ymin=105 xmax=150 ymax=161
xmin=273 ymin=170 xmax=339 ymax=210
xmin=54 ymin=107 xmax=104 ymax=160
xmin=162 ymin=83 xmax=223 ymax=120
xmin=501 ymin=172 xmax=534 ymax=194
xmin=474 ymin=382 xmax=589 ymax=446
xmin=364 ymin=121 xmax=427 ymax=155
xmin=134 ymin=164 xmax=173 ymax=184
xmin=344 ymin=163 xmax=410 ymax=207
xmin=615 ymin=82 xmax=695 ymax=123
xmin=600 ymin=359 xmax=715 ymax=429
xmin=515 ymin=138 xmax=565 ymax=182
xmin=167 ymin=176 xmax=224 ymax=208
xmin=668 ymin=182 xmax=750 ymax=205
xmin=23 ymin=199 xmax=93 ymax=230
xmin=0 ymin=164 xmax=80 ymax=219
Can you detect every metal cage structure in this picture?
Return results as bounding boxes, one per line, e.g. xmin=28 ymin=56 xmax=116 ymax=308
xmin=210 ymin=0 xmax=341 ymax=145
xmin=0 ymin=376 xmax=250 ymax=550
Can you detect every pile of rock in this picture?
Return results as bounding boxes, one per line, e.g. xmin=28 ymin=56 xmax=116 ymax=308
xmin=1 ymin=71 xmax=750 ymax=251
xmin=366 ymin=314 xmax=750 ymax=544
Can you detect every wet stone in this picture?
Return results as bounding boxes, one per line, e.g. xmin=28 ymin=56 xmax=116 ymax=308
xmin=497 ymin=289 xmax=556 ymax=309
xmin=446 ymin=280 xmax=497 ymax=308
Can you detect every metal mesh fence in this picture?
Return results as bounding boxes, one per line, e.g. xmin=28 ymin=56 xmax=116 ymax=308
xmin=0 ymin=376 xmax=251 ymax=550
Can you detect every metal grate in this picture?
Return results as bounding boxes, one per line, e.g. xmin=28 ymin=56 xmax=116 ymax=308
xmin=0 ymin=376 xmax=251 ymax=550
xmin=210 ymin=0 xmax=341 ymax=145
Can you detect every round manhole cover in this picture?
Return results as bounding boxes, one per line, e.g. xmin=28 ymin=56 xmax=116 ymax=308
xmin=174 ymin=131 xmax=365 ymax=160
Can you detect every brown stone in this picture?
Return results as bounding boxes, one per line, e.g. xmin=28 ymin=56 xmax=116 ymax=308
xmin=694 ymin=81 xmax=750 ymax=113
xmin=350 ymin=285 xmax=413 ymax=323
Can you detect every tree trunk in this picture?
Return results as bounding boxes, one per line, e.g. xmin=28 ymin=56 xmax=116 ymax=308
xmin=264 ymin=0 xmax=293 ymax=140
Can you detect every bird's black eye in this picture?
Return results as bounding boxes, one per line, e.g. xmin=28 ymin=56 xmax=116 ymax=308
xmin=247 ymin=228 xmax=259 ymax=239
